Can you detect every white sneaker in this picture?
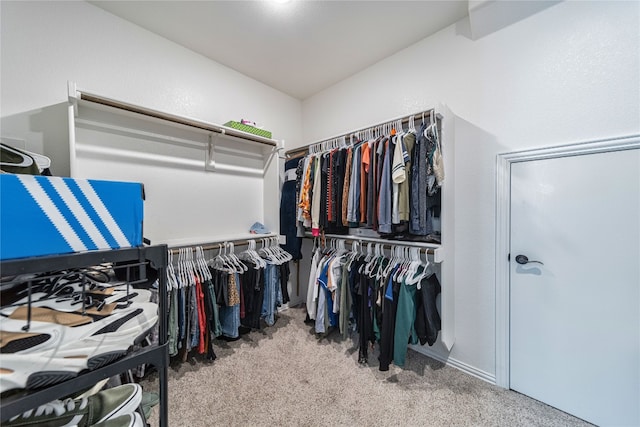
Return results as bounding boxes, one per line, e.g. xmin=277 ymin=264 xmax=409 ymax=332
xmin=3 ymin=288 xmax=152 ymax=314
xmin=0 ymin=352 xmax=87 ymax=392
xmin=91 ymin=412 xmax=145 ymax=427
xmin=0 ymin=302 xmax=157 ymax=393
xmin=4 ymin=277 xmax=152 ymax=314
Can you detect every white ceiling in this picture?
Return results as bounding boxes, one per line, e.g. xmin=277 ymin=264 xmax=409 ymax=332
xmin=89 ymin=1 xmax=469 ymax=100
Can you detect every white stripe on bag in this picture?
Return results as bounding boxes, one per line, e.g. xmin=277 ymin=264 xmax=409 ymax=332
xmin=75 ymin=180 xmax=132 ymax=248
xmin=16 ymin=175 xmax=87 ymax=252
xmin=48 ymin=177 xmax=111 ymax=249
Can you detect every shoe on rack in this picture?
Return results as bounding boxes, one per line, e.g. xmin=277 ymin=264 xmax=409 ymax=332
xmin=0 ymin=302 xmax=158 ymax=393
xmin=0 ymin=352 xmax=86 ymax=393
xmin=3 ymin=383 xmax=143 ymax=427
xmin=3 ymin=275 xmax=152 ymax=314
xmin=90 ymin=412 xmax=144 ymax=427
xmin=3 ymin=287 xmax=153 ymax=314
xmin=141 ymin=390 xmax=159 ymax=420
xmin=39 ymin=273 xmax=153 ymax=304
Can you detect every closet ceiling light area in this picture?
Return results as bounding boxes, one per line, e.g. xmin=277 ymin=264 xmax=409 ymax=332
xmin=88 ymin=0 xmax=469 ymax=99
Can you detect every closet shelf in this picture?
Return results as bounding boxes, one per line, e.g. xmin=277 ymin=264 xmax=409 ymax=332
xmin=166 ymin=233 xmax=280 ymax=252
xmin=0 ymin=247 xmax=164 ymax=276
xmin=68 ymin=81 xmax=281 ymax=178
xmin=70 ymin=90 xmax=278 ymax=147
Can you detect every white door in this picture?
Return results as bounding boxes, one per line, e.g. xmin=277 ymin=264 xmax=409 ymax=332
xmin=510 ymin=148 xmax=640 ymax=426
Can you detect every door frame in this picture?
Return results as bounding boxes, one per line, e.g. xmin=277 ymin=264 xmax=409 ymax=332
xmin=494 ymin=134 xmax=640 ymax=388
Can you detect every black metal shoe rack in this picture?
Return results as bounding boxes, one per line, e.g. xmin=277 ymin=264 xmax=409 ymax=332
xmin=0 ymin=245 xmax=169 ymax=427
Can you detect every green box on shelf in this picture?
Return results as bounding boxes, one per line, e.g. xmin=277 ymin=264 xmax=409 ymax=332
xmin=223 ymin=121 xmax=272 ymax=139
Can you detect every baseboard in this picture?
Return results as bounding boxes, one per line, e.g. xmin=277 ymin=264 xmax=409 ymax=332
xmin=409 ymin=345 xmax=496 ymax=385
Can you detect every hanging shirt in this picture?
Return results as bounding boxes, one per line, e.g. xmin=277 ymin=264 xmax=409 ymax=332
xmin=338 ymin=260 xmax=352 ymax=338
xmin=314 ymin=256 xmax=332 ymax=333
xmin=195 ymin=276 xmax=207 ymax=354
xmin=366 ymin=138 xmax=378 ymax=227
xmin=227 ymin=273 xmax=240 ymax=306
xmin=327 ymin=150 xmax=336 ymax=227
xmin=168 ymin=289 xmax=178 ymax=356
xmin=398 ymin=132 xmax=415 ymax=223
xmin=378 ymin=138 xmax=393 ymax=234
xmin=333 ymin=149 xmax=346 ymax=228
xmin=391 ymin=133 xmax=409 ymax=224
xmin=410 ymin=122 xmax=429 ymax=235
xmin=319 ymin=153 xmax=329 ymax=229
xmin=360 ymin=142 xmax=371 ymax=223
xmin=341 ymin=147 xmax=353 ymax=227
xmin=374 ymin=137 xmax=387 ymax=231
xmin=311 ymin=155 xmax=322 ymax=236
xmin=328 ymin=255 xmax=345 ymax=314
xmin=347 ymin=145 xmax=361 ymax=224
xmin=298 ymin=156 xmax=313 ymax=227
xmin=306 ymin=249 xmax=321 ymax=319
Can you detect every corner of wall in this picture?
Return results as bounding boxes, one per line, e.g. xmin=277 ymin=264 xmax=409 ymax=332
xmin=467 ymin=0 xmax=562 ymax=40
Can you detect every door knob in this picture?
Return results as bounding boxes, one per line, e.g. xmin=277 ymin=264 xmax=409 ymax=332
xmin=515 ymin=255 xmax=544 ymax=265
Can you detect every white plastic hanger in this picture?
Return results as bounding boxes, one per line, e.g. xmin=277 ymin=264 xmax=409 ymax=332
xmin=196 ymin=247 xmax=211 ymax=281
xmin=391 ymin=246 xmax=405 ymax=282
xmin=223 ymin=242 xmax=244 ymax=273
xmin=265 ymin=238 xmax=281 ymax=265
xmin=398 ymin=247 xmax=417 ymax=283
xmin=186 ymin=247 xmax=196 ymax=286
xmin=222 ymin=243 xmax=238 ymax=272
xmin=407 ymin=248 xmax=431 ymax=286
xmin=177 ymin=248 xmax=184 ymax=288
xmin=212 ymin=244 xmax=230 ymax=272
xmin=258 ymin=238 xmax=272 ymax=264
xmin=345 ymin=240 xmax=355 ymax=271
xmin=178 ymin=248 xmax=186 ymax=287
xmin=385 ymin=246 xmax=399 ymax=280
xmin=365 ymin=243 xmax=381 ymax=278
xmin=167 ymin=250 xmax=178 ymax=290
xmin=239 ymin=240 xmax=261 ymax=269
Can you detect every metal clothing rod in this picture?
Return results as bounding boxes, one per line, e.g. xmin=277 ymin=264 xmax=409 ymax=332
xmin=76 ymin=92 xmax=277 ymax=147
xmin=168 ymin=234 xmax=278 ymax=254
xmin=309 ymin=233 xmax=443 ymax=263
xmin=285 ymin=108 xmax=441 ymax=157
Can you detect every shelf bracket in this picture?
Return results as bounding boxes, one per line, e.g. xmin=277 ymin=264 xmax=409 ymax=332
xmin=205 ymin=133 xmax=217 ymax=172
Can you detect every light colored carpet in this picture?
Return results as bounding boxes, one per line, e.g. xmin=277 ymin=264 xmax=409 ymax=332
xmin=142 ymin=306 xmax=591 ymax=427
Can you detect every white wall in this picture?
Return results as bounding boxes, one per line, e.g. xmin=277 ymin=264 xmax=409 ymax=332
xmin=1 ymin=1 xmax=301 ymax=146
xmin=0 ymin=0 xmax=301 ymax=244
xmin=300 ymin=1 xmax=640 ymax=378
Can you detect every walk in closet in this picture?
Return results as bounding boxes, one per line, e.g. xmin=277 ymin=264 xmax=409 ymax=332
xmin=3 ymin=1 xmax=639 ymax=425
